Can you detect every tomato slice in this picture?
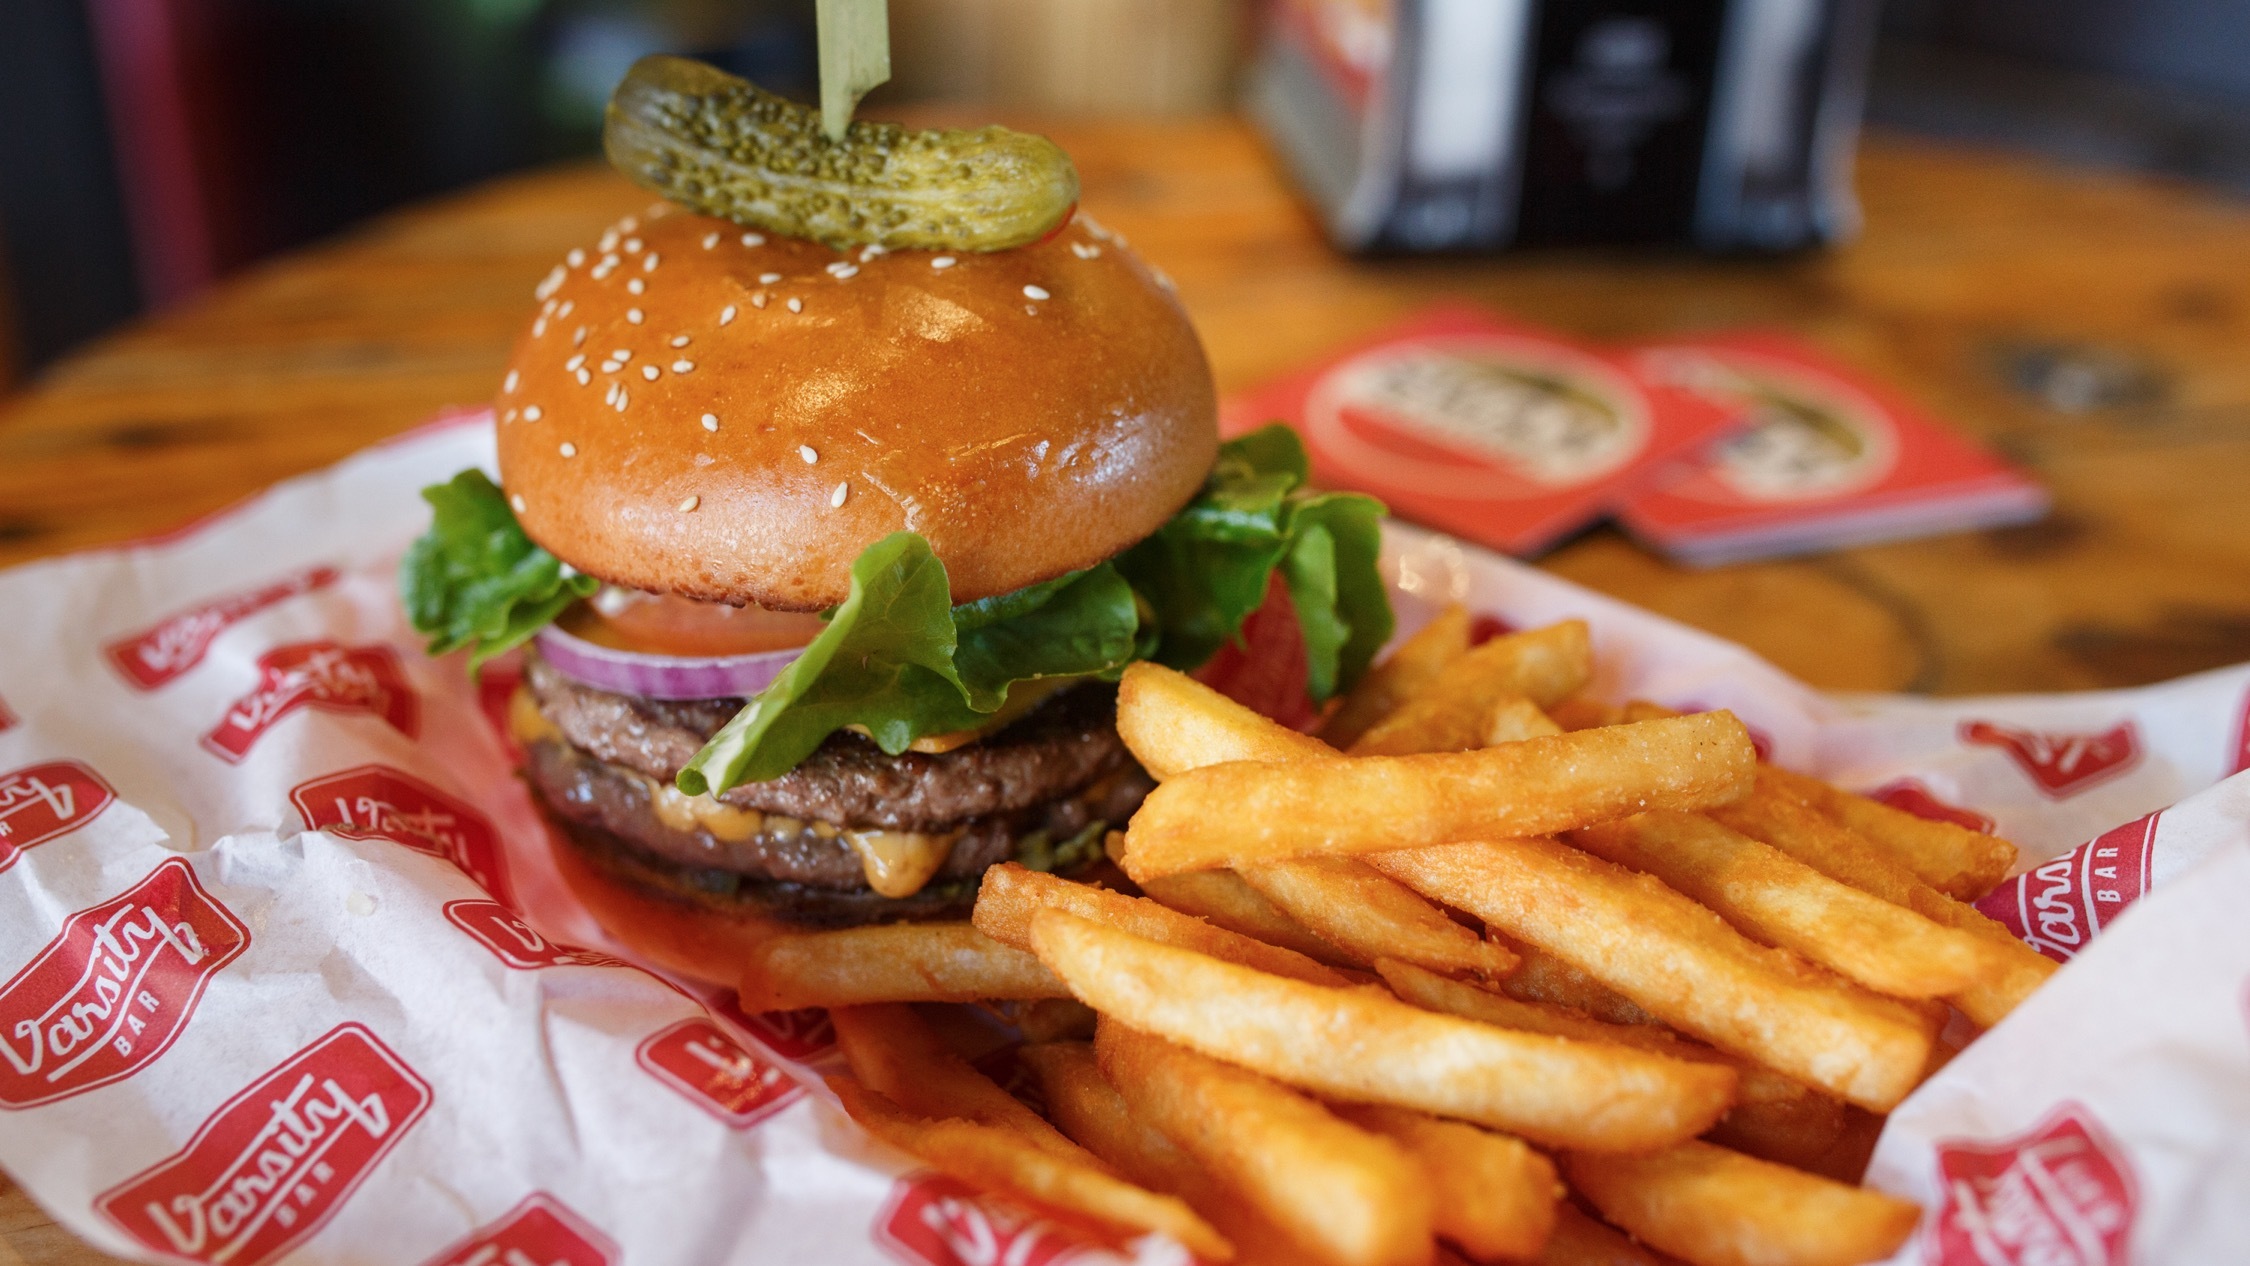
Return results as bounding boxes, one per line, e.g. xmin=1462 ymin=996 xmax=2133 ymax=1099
xmin=1193 ymin=574 xmax=1322 ymax=731
xmin=559 ymin=591 xmax=828 ymax=658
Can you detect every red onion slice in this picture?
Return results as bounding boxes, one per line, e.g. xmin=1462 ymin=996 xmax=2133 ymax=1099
xmin=533 ymin=622 xmax=803 ymax=700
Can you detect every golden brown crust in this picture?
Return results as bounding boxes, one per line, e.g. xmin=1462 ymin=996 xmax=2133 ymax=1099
xmin=494 ymin=205 xmax=1216 ymax=608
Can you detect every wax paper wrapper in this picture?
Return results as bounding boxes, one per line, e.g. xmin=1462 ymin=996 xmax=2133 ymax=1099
xmin=0 ymin=414 xmax=2244 ymax=1266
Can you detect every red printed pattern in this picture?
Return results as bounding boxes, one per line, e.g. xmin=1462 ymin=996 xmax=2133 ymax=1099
xmin=202 ymin=643 xmax=418 ymax=763
xmin=635 ymin=1019 xmax=803 ymax=1128
xmin=0 ymin=694 xmax=15 ymax=733
xmin=711 ymin=996 xmax=836 ymax=1063
xmin=105 ymin=566 xmax=341 ymax=690
xmin=0 ymin=760 xmax=117 ymax=874
xmin=442 ymin=901 xmax=625 ymax=971
xmin=1976 ymin=813 xmax=2159 ymax=965
xmin=1959 ymin=720 xmax=2141 ymax=799
xmin=0 ymin=858 xmax=249 ymax=1107
xmin=292 ymin=766 xmax=509 ymax=904
xmin=2231 ymin=685 xmax=2250 ymax=777
xmin=96 ymin=1024 xmax=432 ymax=1266
xmin=877 ymin=1173 xmax=1104 ymax=1266
xmin=1868 ymin=778 xmax=1995 ymax=833
xmin=1930 ymin=1104 xmax=2136 ymax=1266
xmin=419 ymin=1193 xmax=617 ymax=1266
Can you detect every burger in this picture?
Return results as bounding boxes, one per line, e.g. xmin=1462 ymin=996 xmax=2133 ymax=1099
xmin=400 ymin=60 xmax=1391 ymax=932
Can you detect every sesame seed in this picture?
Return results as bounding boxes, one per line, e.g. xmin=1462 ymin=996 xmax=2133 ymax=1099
xmin=702 ymin=232 xmax=720 ymax=250
xmin=643 ymin=253 xmax=659 ymax=272
xmin=931 ymin=256 xmax=956 ymax=269
xmin=619 ymin=216 xmax=637 ymax=232
xmin=627 ymin=278 xmax=645 ymax=295
xmin=672 ymin=359 xmax=694 ymax=373
xmin=524 ymin=404 xmax=543 ymax=421
xmin=573 ymin=327 xmax=588 ymax=346
xmin=623 ymin=237 xmax=643 ymax=254
xmin=860 ymin=244 xmax=886 ymax=261
xmin=759 ymin=272 xmax=781 ymax=284
xmin=566 ymin=354 xmax=585 ymax=371
xmin=1023 ymin=284 xmax=1050 ymax=300
xmin=752 ymin=294 xmax=768 ymax=309
xmin=719 ymin=305 xmax=738 ymax=325
xmin=604 ymin=382 xmax=618 ymax=404
xmin=627 ymin=308 xmax=644 ymax=324
xmin=678 ymin=495 xmax=700 ymax=512
xmin=642 ymin=365 xmax=660 ymax=381
xmin=535 ymin=266 xmax=564 ymax=300
xmin=1072 ymin=242 xmax=1101 ymax=259
xmin=598 ymin=230 xmax=618 ymax=252
xmin=1025 ymin=305 xmax=1038 ymax=315
xmin=567 ymin=248 xmax=586 ymax=267
xmin=613 ymin=349 xmax=632 ymax=361
xmin=741 ymin=232 xmax=764 ymax=247
xmin=701 ymin=413 xmax=719 ymax=431
xmin=615 ymin=389 xmax=629 ymax=412
xmin=827 ymin=262 xmax=858 ymax=278
xmin=786 ymin=297 xmax=803 ymax=313
xmin=670 ymin=334 xmax=691 ymax=347
xmin=503 ymin=369 xmax=520 ymax=393
xmin=799 ymin=445 xmax=818 ymax=463
xmin=557 ymin=299 xmax=574 ymax=317
xmin=502 ymin=408 xmax=517 ymax=423
xmin=531 ymin=317 xmax=548 ymax=337
xmin=511 ymin=493 xmax=526 ymax=513
xmin=576 ymin=368 xmax=591 ymax=385
xmin=599 ymin=253 xmax=619 ymax=271
xmin=541 ymin=299 xmax=557 ymax=316
xmin=830 ymin=482 xmax=848 ymax=508
xmin=559 ymin=442 xmax=577 ymax=458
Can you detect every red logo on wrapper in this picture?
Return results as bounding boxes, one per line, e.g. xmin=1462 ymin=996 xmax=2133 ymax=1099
xmin=1960 ymin=720 xmax=2141 ymax=798
xmin=105 ymin=565 xmax=341 ymax=690
xmin=420 ymin=1193 xmax=617 ymax=1266
xmin=1869 ymin=779 xmax=1996 ymax=833
xmin=95 ymin=1023 xmax=432 ymax=1266
xmin=713 ymin=996 xmax=837 ymax=1062
xmin=0 ymin=858 xmax=249 ymax=1107
xmin=292 ymin=766 xmax=508 ymax=903
xmin=442 ymin=900 xmax=625 ymax=971
xmin=1222 ymin=307 xmax=1734 ymax=557
xmin=1930 ymin=1104 xmax=2136 ymax=1266
xmin=202 ymin=642 xmax=418 ymax=763
xmin=0 ymin=695 xmax=15 ymax=733
xmin=0 ymin=760 xmax=117 ymax=874
xmin=877 ymin=1173 xmax=1105 ymax=1266
xmin=1976 ymin=812 xmax=2158 ymax=964
xmin=635 ymin=1018 xmax=803 ymax=1127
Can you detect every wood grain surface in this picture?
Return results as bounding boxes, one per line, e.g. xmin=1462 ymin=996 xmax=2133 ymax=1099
xmin=2 ymin=116 xmax=2249 ymax=1259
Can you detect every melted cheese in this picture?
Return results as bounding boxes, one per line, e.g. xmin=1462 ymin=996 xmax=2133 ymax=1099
xmin=843 ymin=828 xmax=963 ymax=898
xmin=509 ymin=687 xmax=563 ymax=745
xmin=647 ymin=780 xmax=767 ymax=842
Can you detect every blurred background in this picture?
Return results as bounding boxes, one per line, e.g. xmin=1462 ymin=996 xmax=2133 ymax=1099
xmin=2 ymin=0 xmax=2246 ymax=386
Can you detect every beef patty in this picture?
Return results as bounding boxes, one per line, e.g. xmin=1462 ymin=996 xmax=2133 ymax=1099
xmin=525 ymin=653 xmax=1131 ymax=831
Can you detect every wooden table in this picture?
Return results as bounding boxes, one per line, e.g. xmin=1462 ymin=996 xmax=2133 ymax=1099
xmin=3 ymin=117 xmax=2250 ymax=1261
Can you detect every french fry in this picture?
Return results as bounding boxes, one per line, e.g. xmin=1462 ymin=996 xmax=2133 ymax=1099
xmin=1334 ymin=1102 xmax=1559 ymax=1262
xmin=827 ymin=1075 xmax=1234 ymax=1261
xmin=1096 ymin=1022 xmax=1434 ymax=1266
xmin=1761 ymin=764 xmax=2016 ymax=901
xmin=1537 ymin=1203 xmax=1672 ymax=1266
xmin=830 ymin=1004 xmax=1093 ymax=1166
xmin=1709 ymin=775 xmax=2057 ymax=1028
xmin=974 ymin=862 xmax=1352 ymax=986
xmin=1548 ymin=697 xmax=1625 ymax=733
xmin=1563 ymin=1141 xmax=1919 ymax=1266
xmin=1484 ymin=695 xmax=1566 ymax=745
xmin=1119 ymin=662 xmax=1335 ymax=780
xmin=1347 ymin=621 xmax=1592 ymax=756
xmin=1319 ymin=603 xmax=1473 ymax=748
xmin=1021 ymin=1042 xmax=1307 ymax=1266
xmin=1567 ymin=810 xmax=2005 ymax=1000
xmin=1241 ymin=857 xmax=1519 ymax=978
xmin=1493 ymin=937 xmax=1666 ymax=1027
xmin=740 ymin=923 xmax=1070 ymax=1011
xmin=1010 ymin=998 xmax=1100 ymax=1043
xmin=1109 ymin=838 xmax=1361 ymax=968
xmin=1376 ymin=959 xmax=1846 ymax=1169
xmin=1368 ymin=839 xmax=1935 ymax=1111
xmin=1035 ymin=910 xmax=1736 ymax=1150
xmin=1121 ymin=713 xmax=1759 ymax=882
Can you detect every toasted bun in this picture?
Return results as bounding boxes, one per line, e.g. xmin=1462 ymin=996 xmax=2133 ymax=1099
xmin=495 ymin=205 xmax=1217 ymax=609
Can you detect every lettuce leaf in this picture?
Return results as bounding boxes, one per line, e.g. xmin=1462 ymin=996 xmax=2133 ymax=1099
xmin=1117 ymin=424 xmax=1392 ymax=703
xmin=676 ymin=533 xmax=1141 ymax=795
xmin=399 ymin=469 xmax=597 ymax=671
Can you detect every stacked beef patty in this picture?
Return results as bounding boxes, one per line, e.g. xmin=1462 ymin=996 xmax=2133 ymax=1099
xmin=518 ymin=653 xmax=1150 ymax=924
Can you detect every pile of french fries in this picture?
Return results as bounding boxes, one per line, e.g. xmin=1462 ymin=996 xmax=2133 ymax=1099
xmin=742 ymin=608 xmax=2056 ymax=1266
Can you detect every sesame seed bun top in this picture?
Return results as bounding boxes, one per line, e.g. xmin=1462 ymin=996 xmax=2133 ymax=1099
xmin=493 ymin=203 xmax=1218 ymax=610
